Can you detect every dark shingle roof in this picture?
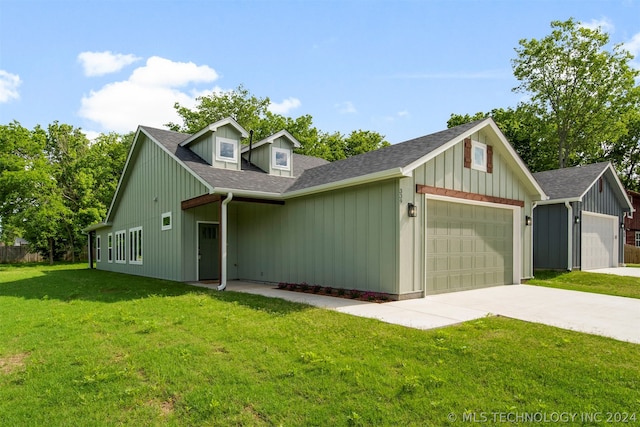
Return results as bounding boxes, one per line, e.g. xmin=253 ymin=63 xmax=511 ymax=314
xmin=532 ymin=162 xmax=610 ymax=200
xmin=287 ymin=119 xmax=484 ymax=192
xmin=140 ymin=119 xmax=484 ymax=196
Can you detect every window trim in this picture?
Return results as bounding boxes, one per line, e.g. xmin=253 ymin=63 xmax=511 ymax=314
xmin=272 ymin=147 xmax=291 ymax=171
xmin=161 ymin=212 xmax=172 ymax=231
xmin=107 ymin=232 xmax=113 ymax=263
xmin=96 ymin=234 xmax=102 ymax=263
xmin=215 ymin=136 xmax=238 ymax=163
xmin=635 ymin=231 xmax=640 ymax=247
xmin=471 ymin=140 xmax=487 ymax=172
xmin=129 ymin=226 xmax=143 ymax=265
xmin=115 ymin=230 xmax=126 ymax=264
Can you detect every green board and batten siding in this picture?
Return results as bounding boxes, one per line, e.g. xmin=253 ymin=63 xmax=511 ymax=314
xmin=233 ymin=180 xmax=399 ymax=294
xmin=400 ymin=128 xmax=535 ymax=295
xmin=96 ymin=133 xmax=209 ymax=282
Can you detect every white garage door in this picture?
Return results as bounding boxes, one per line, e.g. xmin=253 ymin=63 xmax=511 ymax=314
xmin=581 ymin=212 xmax=618 ymax=270
xmin=426 ymin=199 xmax=514 ymax=295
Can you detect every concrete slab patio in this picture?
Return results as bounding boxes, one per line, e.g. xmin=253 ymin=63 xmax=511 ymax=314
xmin=200 ymin=281 xmax=640 ymax=345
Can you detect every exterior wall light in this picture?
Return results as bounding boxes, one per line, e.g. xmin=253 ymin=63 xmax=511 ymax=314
xmin=574 ymin=216 xmax=580 ymax=224
xmin=408 ymin=202 xmax=417 ymax=218
xmin=525 ymin=215 xmax=532 ymax=226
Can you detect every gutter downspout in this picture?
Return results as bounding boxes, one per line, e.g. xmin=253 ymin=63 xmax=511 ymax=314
xmin=565 ymin=201 xmax=573 ymax=271
xmin=217 ymin=192 xmax=233 ymax=291
xmin=530 ymin=202 xmax=537 ymax=278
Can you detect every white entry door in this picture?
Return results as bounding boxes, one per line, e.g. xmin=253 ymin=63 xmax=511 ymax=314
xmin=581 ymin=212 xmax=618 ymax=270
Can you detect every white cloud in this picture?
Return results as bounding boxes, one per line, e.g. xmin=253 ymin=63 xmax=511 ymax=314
xmin=335 ymin=101 xmax=357 ymax=114
xmin=0 ymin=70 xmax=21 ymax=103
xmin=581 ymin=18 xmax=615 ymax=33
xmin=268 ymin=97 xmax=301 ymax=115
xmin=78 ymin=56 xmax=219 ymax=133
xmin=624 ymin=32 xmax=640 ymax=68
xmin=396 ymin=110 xmax=409 ymax=117
xmin=78 ymin=51 xmax=141 ymax=77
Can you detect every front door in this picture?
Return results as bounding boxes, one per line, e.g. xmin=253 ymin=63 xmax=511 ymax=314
xmin=198 ymin=223 xmax=220 ymax=280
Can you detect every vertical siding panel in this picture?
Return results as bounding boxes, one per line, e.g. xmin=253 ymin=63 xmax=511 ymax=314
xmin=343 ymin=189 xmax=356 ymax=287
xmin=444 ymin=148 xmax=454 ymax=189
xmin=453 ymin=143 xmax=463 ymax=191
xmin=434 ymin=155 xmax=445 ymax=187
xmin=333 ymin=192 xmax=345 ymax=287
xmin=368 ymin=186 xmax=382 ymax=291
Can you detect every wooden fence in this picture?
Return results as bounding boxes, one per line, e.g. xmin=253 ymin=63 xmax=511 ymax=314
xmin=0 ymin=246 xmax=43 ymax=263
xmin=625 ymin=244 xmax=640 ymax=264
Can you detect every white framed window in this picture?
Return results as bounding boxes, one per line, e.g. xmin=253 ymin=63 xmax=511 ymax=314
xmin=272 ymin=147 xmax=291 ymax=171
xmin=115 ymin=230 xmax=126 ymax=264
xmin=161 ymin=212 xmax=172 ymax=231
xmin=96 ymin=235 xmax=102 ymax=262
xmin=215 ymin=137 xmax=238 ymax=163
xmin=471 ymin=140 xmax=487 ymax=172
xmin=107 ymin=233 xmax=113 ymax=263
xmin=635 ymin=231 xmax=640 ymax=247
xmin=129 ymin=227 xmax=143 ymax=265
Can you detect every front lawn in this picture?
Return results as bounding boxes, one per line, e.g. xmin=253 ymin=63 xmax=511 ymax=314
xmin=1 ymin=264 xmax=639 ymax=426
xmin=529 ymin=270 xmax=640 ymax=299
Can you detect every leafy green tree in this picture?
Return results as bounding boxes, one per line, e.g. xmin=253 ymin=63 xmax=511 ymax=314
xmin=344 ymin=130 xmax=390 ymax=157
xmin=1 ymin=121 xmax=132 ymax=263
xmin=168 ymin=85 xmax=388 ymax=161
xmin=512 ymin=18 xmax=639 ymax=168
xmin=607 ymin=109 xmax=640 ymax=191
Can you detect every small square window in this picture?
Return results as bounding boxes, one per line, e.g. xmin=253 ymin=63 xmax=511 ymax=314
xmin=471 ymin=140 xmax=487 ymax=172
xmin=162 ymin=212 xmax=172 ymax=231
xmin=215 ymin=137 xmax=238 ymax=163
xmin=635 ymin=231 xmax=640 ymax=247
xmin=272 ymin=147 xmax=291 ymax=171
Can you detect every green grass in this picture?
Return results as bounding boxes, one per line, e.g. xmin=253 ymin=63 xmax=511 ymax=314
xmin=529 ymin=270 xmax=640 ymax=299
xmin=1 ymin=264 xmax=639 ymax=426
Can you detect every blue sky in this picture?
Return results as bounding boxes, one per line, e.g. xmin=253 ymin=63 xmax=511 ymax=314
xmin=1 ymin=0 xmax=639 ymax=144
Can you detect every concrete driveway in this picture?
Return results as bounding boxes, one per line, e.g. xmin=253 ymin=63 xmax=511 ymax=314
xmin=218 ymin=282 xmax=640 ymax=345
xmin=589 ymin=266 xmax=640 ymax=278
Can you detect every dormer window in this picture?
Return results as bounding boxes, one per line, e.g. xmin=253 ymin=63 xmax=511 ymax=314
xmin=272 ymin=147 xmax=291 ymax=171
xmin=215 ymin=137 xmax=238 ymax=163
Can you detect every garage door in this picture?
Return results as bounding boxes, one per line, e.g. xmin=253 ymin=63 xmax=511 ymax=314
xmin=426 ymin=199 xmax=513 ymax=294
xmin=581 ymin=212 xmax=618 ymax=270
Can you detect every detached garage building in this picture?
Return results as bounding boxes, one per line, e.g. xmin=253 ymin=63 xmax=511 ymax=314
xmin=533 ymin=162 xmax=633 ymax=271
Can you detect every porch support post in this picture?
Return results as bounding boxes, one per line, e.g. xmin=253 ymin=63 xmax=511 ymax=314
xmin=218 ymin=193 xmax=233 ymax=291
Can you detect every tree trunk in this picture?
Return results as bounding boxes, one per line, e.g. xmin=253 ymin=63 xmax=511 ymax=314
xmin=48 ymin=238 xmax=54 ymax=265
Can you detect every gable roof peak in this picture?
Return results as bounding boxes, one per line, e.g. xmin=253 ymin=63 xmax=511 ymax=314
xmin=241 ymin=129 xmax=301 ymax=153
xmin=179 ymin=117 xmax=250 ymax=147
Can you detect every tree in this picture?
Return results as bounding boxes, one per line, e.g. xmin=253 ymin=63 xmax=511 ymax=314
xmin=607 ymin=109 xmax=640 ymax=191
xmin=512 ymin=18 xmax=639 ymax=168
xmin=168 ymin=85 xmax=389 ymax=161
xmin=0 ymin=121 xmax=132 ymax=263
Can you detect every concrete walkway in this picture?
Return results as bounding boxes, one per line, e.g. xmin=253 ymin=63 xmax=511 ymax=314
xmin=206 ymin=281 xmax=640 ymax=345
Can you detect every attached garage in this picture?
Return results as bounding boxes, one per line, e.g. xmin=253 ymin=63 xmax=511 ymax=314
xmin=426 ymin=198 xmax=516 ymax=294
xmin=581 ymin=212 xmax=618 ymax=270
